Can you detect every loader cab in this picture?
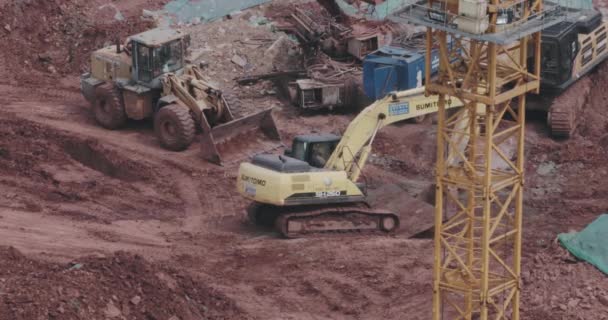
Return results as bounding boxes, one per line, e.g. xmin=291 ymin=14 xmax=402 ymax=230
xmin=130 ymin=28 xmax=191 ymax=84
xmin=285 ymin=134 xmax=341 ymax=168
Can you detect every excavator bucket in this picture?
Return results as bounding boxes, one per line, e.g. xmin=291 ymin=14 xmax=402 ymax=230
xmin=200 ymin=107 xmax=282 ymax=165
xmin=366 ymin=183 xmax=436 ymax=238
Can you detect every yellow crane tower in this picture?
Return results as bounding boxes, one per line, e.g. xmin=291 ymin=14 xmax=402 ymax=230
xmin=392 ymin=0 xmax=571 ymax=318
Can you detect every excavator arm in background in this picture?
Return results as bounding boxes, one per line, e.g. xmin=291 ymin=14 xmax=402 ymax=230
xmin=325 ymin=87 xmax=463 ymax=181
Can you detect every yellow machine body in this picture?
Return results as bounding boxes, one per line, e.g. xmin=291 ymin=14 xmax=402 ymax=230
xmin=237 ymin=87 xmax=464 ymax=210
xmin=238 ymin=163 xmax=365 ymax=206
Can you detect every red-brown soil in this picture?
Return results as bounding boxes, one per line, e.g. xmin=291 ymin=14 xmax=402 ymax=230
xmin=0 ymin=246 xmax=249 ymax=320
xmin=0 ymin=0 xmax=606 ymax=319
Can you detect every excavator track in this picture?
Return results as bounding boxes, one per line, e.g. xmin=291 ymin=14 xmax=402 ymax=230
xmin=548 ymin=103 xmax=574 ymax=138
xmin=546 ymin=76 xmax=593 ymax=139
xmin=250 ymin=203 xmax=399 ymax=238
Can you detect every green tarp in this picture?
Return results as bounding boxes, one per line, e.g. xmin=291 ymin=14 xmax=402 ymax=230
xmin=558 ymin=214 xmax=608 ymax=275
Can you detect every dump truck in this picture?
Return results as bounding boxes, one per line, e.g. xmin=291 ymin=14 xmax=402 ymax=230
xmin=80 ymin=28 xmax=281 ymax=164
xmin=237 ymin=87 xmax=466 ymax=238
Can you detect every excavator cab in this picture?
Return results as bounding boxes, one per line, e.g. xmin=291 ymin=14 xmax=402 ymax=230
xmin=285 ymin=134 xmax=341 ymax=168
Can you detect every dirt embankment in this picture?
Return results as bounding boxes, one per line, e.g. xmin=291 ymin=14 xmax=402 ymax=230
xmin=0 ymin=114 xmax=183 ymax=223
xmin=526 ymin=61 xmax=608 ymax=219
xmin=0 ymin=0 xmax=155 ymax=85
xmin=520 ymin=60 xmax=608 ymax=320
xmin=0 ymin=246 xmax=250 ymax=320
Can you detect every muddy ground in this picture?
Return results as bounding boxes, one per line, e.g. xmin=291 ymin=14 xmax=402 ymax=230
xmin=0 ymin=0 xmax=607 ymax=320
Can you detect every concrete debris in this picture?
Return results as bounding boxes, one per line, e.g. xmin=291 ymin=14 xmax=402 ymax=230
xmin=332 ymin=0 xmax=412 ymax=20
xmin=185 ymin=47 xmax=212 ymax=64
xmin=231 ymin=54 xmax=249 ymax=69
xmin=536 ymin=161 xmax=557 ymax=176
xmin=248 ymin=15 xmax=270 ymax=26
xmin=235 ymin=70 xmax=306 ymax=85
xmin=104 ymin=302 xmax=122 ymax=318
xmin=99 ymin=3 xmax=125 ymax=21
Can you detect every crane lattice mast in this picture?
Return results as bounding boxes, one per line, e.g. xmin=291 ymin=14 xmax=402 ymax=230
xmin=391 ymin=0 xmax=567 ymax=318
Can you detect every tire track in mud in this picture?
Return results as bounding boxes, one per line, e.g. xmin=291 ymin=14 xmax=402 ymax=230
xmin=0 ymin=54 xmax=6 ymax=83
xmin=176 ymin=174 xmax=206 ymax=234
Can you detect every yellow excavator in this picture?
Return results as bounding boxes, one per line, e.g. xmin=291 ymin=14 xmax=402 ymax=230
xmin=237 ymin=87 xmax=464 ymax=237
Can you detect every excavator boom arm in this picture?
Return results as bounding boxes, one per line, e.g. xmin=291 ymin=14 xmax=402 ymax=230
xmin=325 ymin=87 xmax=462 ymax=179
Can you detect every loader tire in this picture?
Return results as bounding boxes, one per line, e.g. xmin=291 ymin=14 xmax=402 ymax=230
xmin=223 ymin=93 xmax=244 ymax=118
xmin=93 ymin=84 xmax=127 ymax=129
xmin=154 ymin=104 xmax=196 ymax=151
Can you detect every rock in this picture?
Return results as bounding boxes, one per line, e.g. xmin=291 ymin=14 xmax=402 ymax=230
xmin=37 ymin=54 xmax=52 ymax=63
xmin=3 ymin=24 xmax=10 ymax=32
xmin=142 ymin=9 xmax=159 ymax=20
xmin=231 ymin=54 xmax=248 ymax=68
xmin=47 ymin=65 xmax=57 ymax=74
xmin=168 ymin=316 xmax=180 ymax=320
xmin=567 ymin=298 xmax=580 ymax=309
xmin=558 ymin=303 xmax=567 ymax=311
xmin=536 ymin=161 xmax=556 ymax=176
xmin=598 ymin=294 xmax=608 ymax=307
xmin=104 ymin=302 xmax=122 ymax=318
xmin=130 ymin=295 xmax=142 ymax=305
xmin=579 ymin=302 xmax=592 ymax=309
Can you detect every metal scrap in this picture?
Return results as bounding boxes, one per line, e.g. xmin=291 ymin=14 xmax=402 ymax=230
xmin=235 ymin=70 xmax=307 ymax=85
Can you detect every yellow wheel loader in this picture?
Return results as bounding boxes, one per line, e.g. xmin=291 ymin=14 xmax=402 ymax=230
xmin=237 ymin=87 xmax=464 ymax=238
xmin=80 ymin=28 xmax=281 ymax=164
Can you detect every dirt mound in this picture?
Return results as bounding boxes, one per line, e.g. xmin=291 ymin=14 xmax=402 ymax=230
xmin=576 ymin=62 xmax=608 ymax=140
xmin=0 ymin=114 xmax=182 ymax=222
xmin=521 ymin=243 xmax=608 ymax=320
xmin=0 ymin=0 xmax=154 ymax=84
xmin=0 ymin=246 xmax=250 ymax=320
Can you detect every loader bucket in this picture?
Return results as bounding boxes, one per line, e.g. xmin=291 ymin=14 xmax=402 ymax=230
xmin=366 ymin=183 xmax=436 ymax=238
xmin=200 ymin=107 xmax=282 ymax=165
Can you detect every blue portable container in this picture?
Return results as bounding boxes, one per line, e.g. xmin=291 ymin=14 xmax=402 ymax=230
xmin=363 ymin=46 xmax=424 ymax=100
xmin=363 ymin=36 xmax=459 ymax=100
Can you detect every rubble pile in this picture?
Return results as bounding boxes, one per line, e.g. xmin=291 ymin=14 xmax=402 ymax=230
xmin=0 ymin=0 xmax=155 ymax=84
xmin=521 ymin=244 xmax=608 ymax=320
xmin=0 ymin=247 xmax=249 ymax=320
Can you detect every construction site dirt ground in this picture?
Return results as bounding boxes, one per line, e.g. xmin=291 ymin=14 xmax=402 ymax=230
xmin=0 ymin=1 xmax=608 ymax=320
